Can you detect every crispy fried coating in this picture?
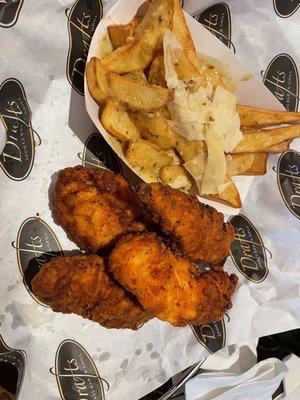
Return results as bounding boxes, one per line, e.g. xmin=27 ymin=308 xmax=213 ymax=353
xmin=32 ymin=254 xmax=150 ymax=330
xmin=109 ymin=233 xmax=238 ymax=326
xmin=137 ymin=183 xmax=234 ymax=265
xmin=54 ymin=166 xmax=144 ymax=252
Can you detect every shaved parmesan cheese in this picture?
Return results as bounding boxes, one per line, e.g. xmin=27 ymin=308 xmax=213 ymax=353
xmin=211 ymin=86 xmax=243 ymax=152
xmin=163 ymin=31 xmax=244 ymax=196
xmin=201 ymin=127 xmax=227 ymax=195
xmin=183 ymin=152 xmax=207 ymax=193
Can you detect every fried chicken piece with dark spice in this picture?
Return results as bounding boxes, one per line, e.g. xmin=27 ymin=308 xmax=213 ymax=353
xmin=137 ymin=183 xmax=234 ymax=265
xmin=54 ymin=166 xmax=144 ymax=252
xmin=109 ymin=232 xmax=238 ymax=326
xmin=32 ymin=254 xmax=151 ymax=330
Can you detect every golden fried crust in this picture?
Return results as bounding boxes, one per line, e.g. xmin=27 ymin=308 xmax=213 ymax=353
xmin=109 ymin=233 xmax=238 ymax=326
xmin=137 ymin=183 xmax=234 ymax=265
xmin=31 ymin=254 xmax=150 ymax=330
xmin=54 ymin=166 xmax=145 ymax=252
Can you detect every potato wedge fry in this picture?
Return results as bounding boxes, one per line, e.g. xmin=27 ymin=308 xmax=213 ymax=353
xmin=232 ymin=125 xmax=300 ymax=154
xmin=107 ymin=16 xmax=142 ymax=49
xmin=109 ymin=72 xmax=172 ymax=112
xmin=204 ymin=177 xmax=242 ymax=208
xmin=148 ymin=51 xmax=166 ymax=86
xmin=100 ymin=100 xmax=140 ymax=143
xmin=264 ymin=140 xmax=291 ymax=153
xmin=101 ymin=0 xmax=174 ymax=73
xmin=126 ymin=139 xmax=173 ymax=181
xmin=86 ymin=57 xmax=109 ymax=103
xmin=172 ymin=0 xmax=200 ymax=72
xmin=132 ymin=111 xmax=178 ymax=149
xmin=124 ymin=70 xmax=147 ymax=82
xmin=176 ymin=137 xmax=207 ymax=162
xmin=238 ymin=105 xmax=300 ymax=127
xmin=226 ymin=153 xmax=267 ymax=175
xmin=226 ymin=154 xmax=255 ymax=176
xmin=159 ymin=165 xmax=193 ymax=190
xmin=244 ymin=153 xmax=268 ymax=175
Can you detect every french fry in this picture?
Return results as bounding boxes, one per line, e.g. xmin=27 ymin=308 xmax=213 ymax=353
xmin=101 ymin=0 xmax=174 ymax=74
xmin=108 ymin=72 xmax=172 ymax=112
xmin=204 ymin=177 xmax=242 ymax=208
xmin=86 ymin=57 xmax=109 ymax=103
xmin=148 ymin=51 xmax=166 ymax=86
xmin=100 ymin=100 xmax=140 ymax=143
xmin=226 ymin=154 xmax=255 ymax=176
xmin=132 ymin=111 xmax=178 ymax=149
xmin=107 ymin=16 xmax=142 ymax=49
xmin=159 ymin=165 xmax=193 ymax=190
xmin=232 ymin=125 xmax=300 ymax=154
xmin=244 ymin=153 xmax=268 ymax=175
xmin=124 ymin=70 xmax=147 ymax=81
xmin=238 ymin=105 xmax=300 ymax=127
xmin=126 ymin=139 xmax=173 ymax=181
xmin=264 ymin=140 xmax=291 ymax=153
xmin=226 ymin=153 xmax=267 ymax=176
xmin=176 ymin=138 xmax=207 ymax=162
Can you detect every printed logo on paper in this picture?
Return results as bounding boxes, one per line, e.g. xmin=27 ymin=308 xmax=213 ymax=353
xmin=0 ymin=78 xmax=37 ymax=181
xmin=52 ymin=339 xmax=105 ymax=400
xmin=0 ymin=335 xmax=26 ymax=399
xmin=276 ymin=149 xmax=300 ymax=219
xmin=66 ymin=0 xmax=103 ymax=95
xmin=14 ymin=216 xmax=63 ymax=305
xmin=273 ymin=0 xmax=300 ymax=18
xmin=194 ymin=3 xmax=234 ymax=51
xmin=80 ymin=132 xmax=123 ymax=174
xmin=192 ymin=318 xmax=226 ymax=353
xmin=0 ymin=0 xmax=24 ymax=28
xmin=229 ymin=215 xmax=269 ymax=283
xmin=261 ymin=53 xmax=299 ymax=111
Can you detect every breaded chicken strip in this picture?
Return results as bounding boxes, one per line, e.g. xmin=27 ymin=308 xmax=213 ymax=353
xmin=54 ymin=166 xmax=144 ymax=252
xmin=32 ymin=254 xmax=150 ymax=330
xmin=109 ymin=233 xmax=238 ymax=326
xmin=137 ymin=183 xmax=234 ymax=265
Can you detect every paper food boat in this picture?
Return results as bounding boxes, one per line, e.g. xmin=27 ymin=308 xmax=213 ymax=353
xmin=84 ymin=0 xmax=284 ymax=215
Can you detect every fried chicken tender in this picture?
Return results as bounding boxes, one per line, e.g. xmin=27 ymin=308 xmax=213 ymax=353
xmin=32 ymin=254 xmax=150 ymax=330
xmin=137 ymin=183 xmax=234 ymax=265
xmin=109 ymin=233 xmax=238 ymax=326
xmin=54 ymin=166 xmax=144 ymax=252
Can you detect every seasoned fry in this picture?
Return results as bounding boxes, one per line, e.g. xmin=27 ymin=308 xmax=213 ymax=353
xmin=176 ymin=138 xmax=206 ymax=162
xmin=132 ymin=111 xmax=178 ymax=149
xmin=264 ymin=140 xmax=291 ymax=153
xmin=159 ymin=165 xmax=193 ymax=190
xmin=86 ymin=57 xmax=109 ymax=103
xmin=109 ymin=72 xmax=172 ymax=112
xmin=101 ymin=0 xmax=174 ymax=74
xmin=204 ymin=176 xmax=242 ymax=208
xmin=126 ymin=139 xmax=173 ymax=180
xmin=124 ymin=70 xmax=147 ymax=81
xmin=238 ymin=105 xmax=300 ymax=127
xmin=233 ymin=125 xmax=300 ymax=154
xmin=100 ymin=100 xmax=140 ymax=143
xmin=226 ymin=154 xmax=255 ymax=176
xmin=244 ymin=153 xmax=268 ymax=175
xmin=226 ymin=153 xmax=268 ymax=176
xmin=107 ymin=16 xmax=142 ymax=49
xmin=172 ymin=0 xmax=200 ymax=72
xmin=148 ymin=51 xmax=166 ymax=86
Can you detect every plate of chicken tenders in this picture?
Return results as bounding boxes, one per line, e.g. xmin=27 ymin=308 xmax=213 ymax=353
xmin=32 ymin=166 xmax=237 ymax=330
xmin=33 ymin=0 xmax=300 ymax=331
